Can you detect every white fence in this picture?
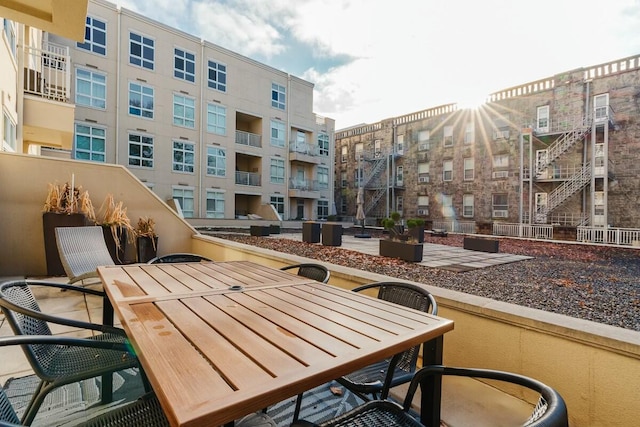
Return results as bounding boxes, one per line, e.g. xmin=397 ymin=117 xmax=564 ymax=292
xmin=432 ymin=220 xmax=476 ymax=234
xmin=577 ymin=226 xmax=640 ymax=246
xmin=493 ymin=223 xmax=554 ymax=240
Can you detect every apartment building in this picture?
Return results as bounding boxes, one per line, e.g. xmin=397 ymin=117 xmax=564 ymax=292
xmin=335 ymin=55 xmax=640 ymax=239
xmin=5 ymin=0 xmax=334 ymax=221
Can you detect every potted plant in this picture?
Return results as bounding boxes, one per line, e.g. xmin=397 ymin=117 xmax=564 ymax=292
xmin=379 ymin=212 xmax=423 ymax=262
xmin=407 ymin=218 xmax=426 ymax=243
xmin=42 ymin=181 xmax=96 ymax=276
xmin=136 ymin=216 xmax=158 ymax=263
xmin=96 ymin=194 xmax=135 ymax=264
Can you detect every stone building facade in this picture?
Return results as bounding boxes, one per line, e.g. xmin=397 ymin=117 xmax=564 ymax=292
xmin=335 ymin=55 xmax=640 ymax=231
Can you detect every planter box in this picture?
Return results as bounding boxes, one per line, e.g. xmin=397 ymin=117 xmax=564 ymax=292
xmin=102 ymin=226 xmax=128 ymax=264
xmin=302 ymin=222 xmax=321 ymax=243
xmin=269 ymin=224 xmax=281 ymax=235
xmin=250 ymin=225 xmax=270 ymax=236
xmin=42 ymin=212 xmax=88 ymax=276
xmin=137 ymin=236 xmax=158 ymax=263
xmin=408 ymin=226 xmax=425 ymax=243
xmin=379 ymin=239 xmax=424 ymax=262
xmin=322 ymin=222 xmax=342 ymax=246
xmin=463 ymin=236 xmax=499 ymax=253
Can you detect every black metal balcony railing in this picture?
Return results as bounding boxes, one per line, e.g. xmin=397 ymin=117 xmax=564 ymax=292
xmin=235 ymin=171 xmax=261 ymax=186
xmin=235 ymin=130 xmax=262 ymax=148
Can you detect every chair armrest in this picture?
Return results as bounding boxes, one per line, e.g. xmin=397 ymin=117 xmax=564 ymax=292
xmin=0 ymin=335 xmax=132 ymax=353
xmin=28 ymin=280 xmax=106 ymax=297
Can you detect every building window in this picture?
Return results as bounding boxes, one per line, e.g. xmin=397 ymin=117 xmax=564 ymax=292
xmin=396 ymin=196 xmax=404 ymax=214
xmin=341 ymin=171 xmax=347 ymax=187
xmin=129 ymin=32 xmax=154 ymax=69
xmin=270 ymin=196 xmax=285 ymax=216
xmin=443 ymin=125 xmax=453 ymax=147
xmin=78 ymin=16 xmax=106 ymax=55
xmin=172 ymin=141 xmax=195 ymax=173
xmin=206 ymin=103 xmax=226 ymax=135
xmin=76 ymin=68 xmax=106 ymax=109
xmin=396 ymin=134 xmax=404 ymax=154
xmin=174 ymin=48 xmax=196 ymax=82
xmin=207 ymin=59 xmax=226 ymax=92
xmin=418 ymin=130 xmax=430 ymax=151
xmin=396 ymin=165 xmax=404 ymax=185
xmin=443 ymin=160 xmax=453 ymax=181
xmin=173 ymin=94 xmax=195 ymax=128
xmin=206 ymin=191 xmax=225 ymax=218
xmin=493 ymin=154 xmax=509 ymax=168
xmin=418 ymin=162 xmax=430 ymax=183
xmin=270 ymin=120 xmax=285 ymax=147
xmin=128 ymin=133 xmax=153 ymax=168
xmin=172 ymin=187 xmax=194 ymax=218
xmin=270 ymin=158 xmax=285 ymax=184
xmin=341 ymin=146 xmax=347 ymax=162
xmin=206 ymin=146 xmax=226 ymax=177
xmin=317 ymin=200 xmax=329 ymax=220
xmin=318 ymin=132 xmax=329 ymax=156
xmin=317 ymin=167 xmax=329 ymax=189
xmin=3 ymin=19 xmax=16 ymax=58
xmin=74 ymin=123 xmax=105 ymax=162
xmin=3 ymin=111 xmax=16 ymax=152
xmin=464 ymin=123 xmax=474 ymax=144
xmin=418 ymin=196 xmax=429 ymax=207
xmin=441 ymin=194 xmax=453 ymax=218
xmin=463 ymin=194 xmax=474 ymax=217
xmin=355 ymin=143 xmax=363 ymax=161
xmin=355 ymin=168 xmax=363 ymax=187
xmin=340 ymin=196 xmax=347 ymax=214
xmin=128 ymin=82 xmax=154 ymax=118
xmin=464 ymin=157 xmax=474 ymax=180
xmin=492 ymin=194 xmax=508 ymax=218
xmin=374 ymin=139 xmax=382 ymax=157
xmin=271 ymin=82 xmax=286 ymax=110
xmin=537 ymin=105 xmax=549 ymax=132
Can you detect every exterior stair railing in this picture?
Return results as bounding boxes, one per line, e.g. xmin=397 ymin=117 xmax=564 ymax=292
xmin=536 ymin=118 xmax=591 ymax=176
xmin=536 ymin=163 xmax=591 ymax=222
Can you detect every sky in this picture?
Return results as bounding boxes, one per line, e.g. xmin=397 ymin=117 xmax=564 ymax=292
xmin=116 ymin=0 xmax=640 ymax=129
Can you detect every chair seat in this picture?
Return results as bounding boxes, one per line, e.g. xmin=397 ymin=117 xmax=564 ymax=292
xmin=78 ymin=393 xmax=169 ymax=427
xmin=337 ymin=359 xmax=413 ymax=395
xmin=318 ymin=401 xmax=423 ymax=427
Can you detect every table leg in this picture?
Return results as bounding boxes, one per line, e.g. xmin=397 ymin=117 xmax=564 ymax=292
xmin=102 ymin=294 xmax=115 ymax=403
xmin=420 ymin=336 xmax=444 ymax=427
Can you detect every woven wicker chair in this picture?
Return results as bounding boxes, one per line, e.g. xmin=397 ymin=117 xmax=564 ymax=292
xmin=55 ymin=226 xmax=115 ymax=285
xmin=0 ymin=280 xmax=141 ymax=425
xmin=280 ymin=263 xmax=330 ymax=283
xmin=293 ymin=365 xmax=569 ymax=427
xmin=0 ymin=335 xmax=169 ymax=427
xmin=147 ymin=253 xmax=212 ymax=264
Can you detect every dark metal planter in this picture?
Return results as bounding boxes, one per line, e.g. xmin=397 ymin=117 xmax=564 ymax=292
xmin=379 ymin=239 xmax=424 ymax=262
xmin=136 ymin=236 xmax=158 ymax=263
xmin=302 ymin=222 xmax=321 ymax=243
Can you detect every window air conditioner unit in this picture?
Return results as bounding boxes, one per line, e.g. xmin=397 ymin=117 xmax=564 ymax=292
xmin=493 ymin=210 xmax=508 ymax=218
xmin=417 ymin=209 xmax=429 ymax=216
xmin=492 ymin=171 xmax=508 ymax=178
xmin=493 ymin=130 xmax=510 ymax=139
xmin=418 ymin=142 xmax=430 ymax=151
xmin=418 ymin=176 xmax=430 ymax=183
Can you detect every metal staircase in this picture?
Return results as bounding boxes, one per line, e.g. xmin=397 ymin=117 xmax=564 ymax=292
xmin=536 ymin=163 xmax=591 ymax=222
xmin=536 ymin=119 xmax=592 ymax=175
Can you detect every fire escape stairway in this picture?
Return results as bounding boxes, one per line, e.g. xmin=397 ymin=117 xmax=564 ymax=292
xmin=536 ymin=119 xmax=592 ymax=175
xmin=537 ymin=163 xmax=591 ymax=222
xmin=362 ymin=155 xmax=388 ymax=214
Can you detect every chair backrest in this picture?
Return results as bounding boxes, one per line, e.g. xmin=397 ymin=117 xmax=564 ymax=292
xmin=403 ymin=366 xmax=569 ymax=427
xmin=0 ymin=281 xmax=57 ymax=379
xmin=147 ymin=253 xmax=212 ymax=264
xmin=280 ymin=263 xmax=330 ymax=283
xmin=352 ymin=282 xmax=437 ymax=373
xmin=55 ymin=226 xmax=114 ymax=283
xmin=0 ymin=388 xmax=20 ymax=426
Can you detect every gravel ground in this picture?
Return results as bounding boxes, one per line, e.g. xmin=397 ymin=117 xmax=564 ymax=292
xmin=206 ymin=230 xmax=640 ymax=331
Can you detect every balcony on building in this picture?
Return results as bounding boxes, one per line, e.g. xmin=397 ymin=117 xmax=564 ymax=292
xmin=22 ymin=41 xmax=75 ymax=151
xmin=235 ymin=153 xmax=261 ymax=186
xmin=235 ymin=112 xmax=262 ymax=148
xmin=288 ymin=177 xmax=320 ymax=199
xmin=289 ymin=130 xmax=321 ymax=164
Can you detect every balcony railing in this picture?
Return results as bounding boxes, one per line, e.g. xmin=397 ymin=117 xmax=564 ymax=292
xmin=289 ymin=141 xmax=320 ymax=156
xmin=235 ymin=130 xmax=262 ymax=148
xmin=23 ymin=41 xmax=71 ymax=102
xmin=235 ymin=171 xmax=261 ymax=186
xmin=289 ymin=178 xmax=319 ymax=191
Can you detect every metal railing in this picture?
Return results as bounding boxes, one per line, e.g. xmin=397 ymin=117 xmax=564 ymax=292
xmin=23 ymin=41 xmax=71 ymax=102
xmin=235 ymin=130 xmax=262 ymax=148
xmin=493 ymin=223 xmax=554 ymax=239
xmin=288 ymin=178 xmax=320 ymax=191
xmin=289 ymin=141 xmax=320 ymax=156
xmin=432 ymin=220 xmax=476 ymax=234
xmin=235 ymin=171 xmax=261 ymax=186
xmin=577 ymin=226 xmax=640 ymax=246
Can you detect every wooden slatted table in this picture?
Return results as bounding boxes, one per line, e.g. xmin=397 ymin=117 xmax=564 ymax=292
xmin=98 ymin=261 xmax=454 ymax=427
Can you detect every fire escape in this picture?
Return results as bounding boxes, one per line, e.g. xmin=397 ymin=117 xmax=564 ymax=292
xmin=359 ymin=148 xmax=402 ymax=217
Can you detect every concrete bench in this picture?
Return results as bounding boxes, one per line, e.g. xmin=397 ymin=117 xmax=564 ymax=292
xmin=463 ymin=236 xmax=499 ymax=253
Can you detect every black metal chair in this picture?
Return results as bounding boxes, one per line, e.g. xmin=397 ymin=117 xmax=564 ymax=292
xmin=336 ymin=282 xmax=437 ymax=401
xmin=280 ymin=263 xmax=330 ymax=283
xmin=291 ymin=281 xmax=436 ymax=421
xmin=0 ymin=280 xmax=141 ymax=425
xmin=147 ymin=253 xmax=212 ymax=264
xmin=292 ymin=365 xmax=569 ymax=427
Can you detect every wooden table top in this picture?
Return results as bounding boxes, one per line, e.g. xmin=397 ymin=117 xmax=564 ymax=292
xmin=98 ymin=261 xmax=454 ymax=427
